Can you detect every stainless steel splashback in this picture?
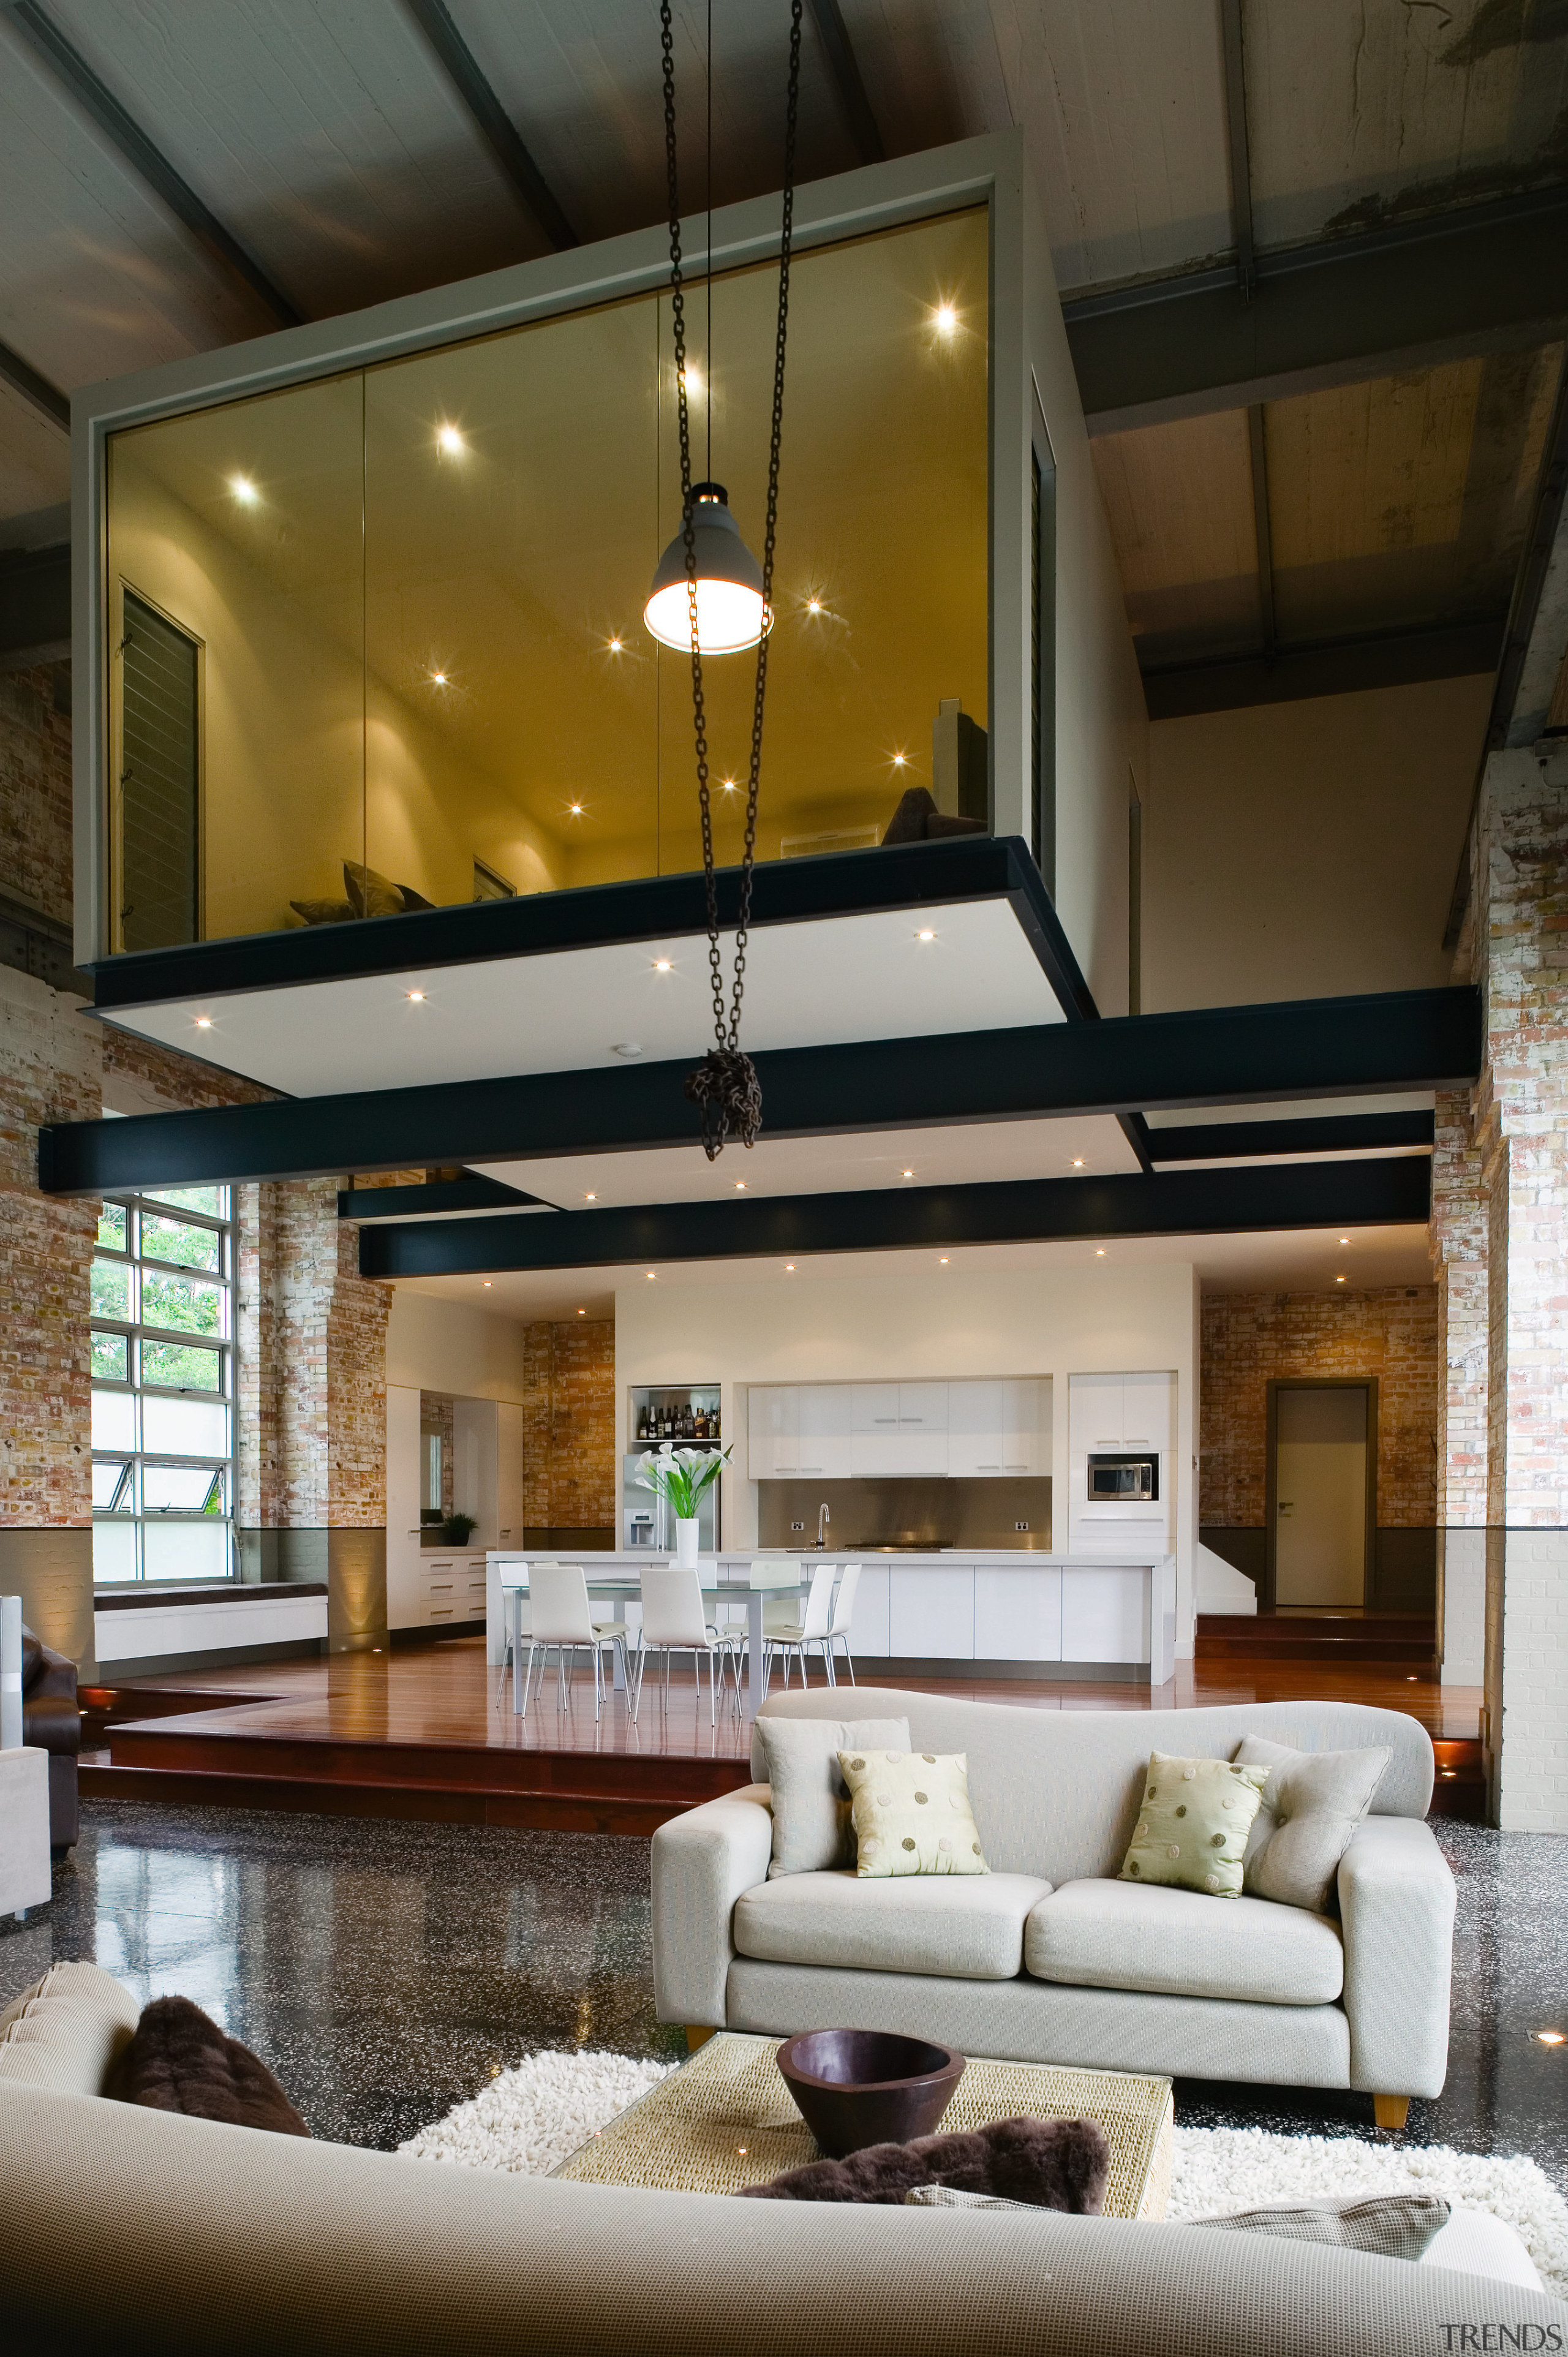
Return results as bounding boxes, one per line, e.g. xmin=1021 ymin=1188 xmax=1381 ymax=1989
xmin=758 ymin=1476 xmax=1052 ymax=1552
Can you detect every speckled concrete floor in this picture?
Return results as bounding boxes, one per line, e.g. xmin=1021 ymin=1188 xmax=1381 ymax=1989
xmin=3 ymin=1806 xmax=1564 ymax=2178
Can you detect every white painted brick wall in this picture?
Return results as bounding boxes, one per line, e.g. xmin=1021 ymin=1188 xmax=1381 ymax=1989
xmin=1439 ymin=1526 xmax=1486 ymax=1686
xmin=1497 ymin=1528 xmax=1568 ymax=1833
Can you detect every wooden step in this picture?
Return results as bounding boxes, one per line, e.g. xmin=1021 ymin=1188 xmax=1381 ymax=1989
xmin=79 ymin=1757 xmax=690 ymax=1836
xmin=1197 ymin=1614 xmax=1437 ymax=1667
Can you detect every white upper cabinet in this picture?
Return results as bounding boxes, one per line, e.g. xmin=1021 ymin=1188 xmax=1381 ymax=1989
xmin=1069 ymin=1371 xmax=1128 ymax=1454
xmin=796 ymin=1384 xmax=851 ymax=1478
xmin=851 ymin=1384 xmax=901 ymax=1432
xmin=897 ymin=1382 xmax=948 ymax=1429
xmin=948 ymin=1379 xmax=1005 ymax=1476
xmin=1001 ymin=1377 xmax=1044 ymax=1474
xmin=1121 ymin=1372 xmax=1174 ymax=1450
xmin=851 ymin=1382 xmax=947 ymax=1476
xmin=748 ymin=1385 xmax=799 ymax=1479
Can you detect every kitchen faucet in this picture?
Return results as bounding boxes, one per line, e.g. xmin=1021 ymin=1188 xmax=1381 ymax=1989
xmin=816 ymin=1501 xmax=831 ymax=1550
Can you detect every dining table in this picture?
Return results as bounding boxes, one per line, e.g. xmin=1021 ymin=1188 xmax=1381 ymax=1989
xmin=496 ymin=1574 xmax=816 ymax=1721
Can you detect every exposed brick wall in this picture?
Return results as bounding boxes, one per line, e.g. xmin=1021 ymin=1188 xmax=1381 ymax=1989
xmin=0 ymin=665 xmax=72 ymax=927
xmin=1200 ymin=1288 xmax=1439 ymax=1529
xmin=1429 ymin=1087 xmax=1489 ymax=1528
xmin=245 ymin=1178 xmax=389 ymax=1531
xmin=520 ymin=1318 xmax=615 ymax=1531
xmin=0 ymin=972 xmax=99 ymax=1528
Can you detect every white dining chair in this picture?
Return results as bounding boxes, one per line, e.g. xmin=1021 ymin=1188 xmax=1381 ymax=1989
xmin=633 ymin=1566 xmax=741 ymax=1724
xmin=494 ymin=1563 xmax=535 ymax=1714
xmin=825 ymin=1562 xmax=862 ymax=1685
xmin=517 ymin=1563 xmax=629 ymax=1723
xmin=763 ymin=1562 xmax=838 ymax=1692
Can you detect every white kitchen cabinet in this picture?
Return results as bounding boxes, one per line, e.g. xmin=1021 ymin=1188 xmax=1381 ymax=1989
xmin=1069 ymin=1371 xmax=1126 ymax=1454
xmin=897 ymin=1382 xmax=948 ymax=1428
xmin=748 ymin=1385 xmax=799 ymax=1478
xmin=890 ymin=1566 xmax=973 ymax=1658
xmin=1000 ymin=1378 xmax=1044 ymax=1474
xmin=974 ymin=1567 xmax=1062 ymax=1661
xmin=795 ymin=1384 xmax=852 ymax=1478
xmin=843 ymin=1563 xmax=890 ymax=1656
xmin=947 ymin=1380 xmax=1004 ymax=1476
xmin=1121 ymin=1372 xmax=1174 ymax=1450
xmin=1061 ymin=1567 xmax=1148 ymax=1664
xmin=851 ymin=1383 xmax=901 ymax=1433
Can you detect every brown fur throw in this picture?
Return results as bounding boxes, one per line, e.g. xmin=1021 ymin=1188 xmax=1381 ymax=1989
xmin=736 ymin=2115 xmax=1109 ymax=2210
xmin=104 ymin=1996 xmax=310 ymax=2137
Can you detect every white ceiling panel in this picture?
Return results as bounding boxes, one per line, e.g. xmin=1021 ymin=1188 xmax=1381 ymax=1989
xmin=393 ymin=1218 xmax=1433 ymax=1319
xmin=99 ymin=895 xmax=1066 ymax=1095
xmin=42 ymin=0 xmax=546 ymax=320
xmin=473 ymin=1110 xmax=1140 ymax=1209
xmin=0 ymin=12 xmax=268 ymax=393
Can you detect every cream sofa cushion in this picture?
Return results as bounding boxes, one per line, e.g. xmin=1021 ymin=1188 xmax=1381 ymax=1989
xmin=1024 ymin=1879 xmax=1344 ymax=2005
xmin=0 ymin=1963 xmax=140 ymax=2095
xmin=756 ymin=1716 xmax=911 ymax=1876
xmin=734 ymin=1869 xmax=1051 ymax=1980
xmin=1235 ymin=1734 xmax=1392 ymax=1913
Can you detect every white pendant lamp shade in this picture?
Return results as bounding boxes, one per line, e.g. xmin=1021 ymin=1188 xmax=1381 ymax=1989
xmin=644 ymin=482 xmax=772 ymax=654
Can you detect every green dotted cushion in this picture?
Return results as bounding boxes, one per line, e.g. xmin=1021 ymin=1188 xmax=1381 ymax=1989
xmin=837 ymin=1748 xmax=990 ymax=1877
xmin=1119 ymin=1751 xmax=1270 ymax=1899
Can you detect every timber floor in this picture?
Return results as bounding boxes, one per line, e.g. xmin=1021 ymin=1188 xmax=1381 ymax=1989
xmin=78 ymin=1637 xmax=1485 ymax=1830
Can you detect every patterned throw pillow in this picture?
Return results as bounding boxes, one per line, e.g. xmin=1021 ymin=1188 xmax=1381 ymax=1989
xmin=837 ymin=1747 xmax=990 ymax=1877
xmin=1118 ymin=1751 xmax=1270 ymax=1899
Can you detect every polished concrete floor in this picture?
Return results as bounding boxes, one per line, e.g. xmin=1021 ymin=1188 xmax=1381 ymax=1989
xmin=3 ymin=1803 xmax=1563 ymax=2181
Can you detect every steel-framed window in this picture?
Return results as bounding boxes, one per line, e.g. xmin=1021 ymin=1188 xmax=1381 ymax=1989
xmin=90 ymin=1185 xmax=236 ymax=1584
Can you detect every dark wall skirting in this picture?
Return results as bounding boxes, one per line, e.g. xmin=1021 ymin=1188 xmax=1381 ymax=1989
xmin=237 ymin=1526 xmax=386 ymax=1652
xmin=96 ymin=1637 xmax=326 ymax=1678
xmin=0 ymin=1525 xmax=95 ymax=1678
xmin=877 ymin=1657 xmax=1149 ymax=1684
xmin=1199 ymin=1526 xmax=1435 ymax=1612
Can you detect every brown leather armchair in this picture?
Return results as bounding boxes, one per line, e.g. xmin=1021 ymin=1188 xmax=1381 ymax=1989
xmin=22 ymin=1626 xmax=80 ymax=1848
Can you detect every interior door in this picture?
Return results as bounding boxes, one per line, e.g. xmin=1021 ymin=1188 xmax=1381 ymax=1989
xmin=1275 ymin=1385 xmax=1368 ymax=1607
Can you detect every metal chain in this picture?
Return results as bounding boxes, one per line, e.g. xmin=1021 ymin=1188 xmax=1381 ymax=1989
xmin=662 ymin=0 xmax=803 ymax=1155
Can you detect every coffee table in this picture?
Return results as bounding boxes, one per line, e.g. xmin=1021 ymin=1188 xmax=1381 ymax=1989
xmin=554 ymin=2031 xmax=1173 ymax=2220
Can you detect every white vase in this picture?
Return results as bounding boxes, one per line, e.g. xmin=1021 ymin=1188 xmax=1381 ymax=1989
xmin=674 ymin=1517 xmax=700 ymax=1569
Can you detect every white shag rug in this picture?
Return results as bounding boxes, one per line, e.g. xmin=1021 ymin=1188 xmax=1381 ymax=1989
xmin=399 ymin=2050 xmax=1568 ymax=2298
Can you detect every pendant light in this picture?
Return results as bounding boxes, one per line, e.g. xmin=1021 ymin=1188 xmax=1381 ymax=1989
xmin=644 ymin=481 xmax=771 ymax=653
xmin=654 ymin=0 xmax=802 ymax=1160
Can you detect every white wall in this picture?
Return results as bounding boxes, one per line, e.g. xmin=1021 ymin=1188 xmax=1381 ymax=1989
xmin=1142 ymin=674 xmax=1489 ymax=1011
xmin=615 ymin=1259 xmax=1201 ymax=1654
xmin=1013 ymin=153 xmax=1148 ymax=1016
xmin=386 ymin=1288 xmax=530 ymax=1402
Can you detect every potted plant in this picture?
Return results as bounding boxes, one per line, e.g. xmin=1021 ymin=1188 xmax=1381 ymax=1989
xmin=633 ymin=1443 xmax=730 ymax=1569
xmin=445 ymin=1511 xmax=478 ymax=1546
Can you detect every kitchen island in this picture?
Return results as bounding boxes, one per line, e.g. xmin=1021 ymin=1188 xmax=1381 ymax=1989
xmin=488 ymin=1548 xmax=1176 ymax=1689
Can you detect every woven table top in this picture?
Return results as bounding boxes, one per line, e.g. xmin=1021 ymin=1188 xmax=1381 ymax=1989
xmin=555 ymin=2032 xmax=1173 ymax=2220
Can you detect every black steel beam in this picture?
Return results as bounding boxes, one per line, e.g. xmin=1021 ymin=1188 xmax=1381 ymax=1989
xmin=40 ymin=986 xmax=1482 ymax=1196
xmin=0 ymin=334 xmax=69 ymax=431
xmin=337 ymin=1174 xmax=543 ymax=1221
xmin=1147 ymin=1111 xmax=1434 ymax=1163
xmin=2 ymin=0 xmax=303 ymax=328
xmin=85 ymin=835 xmax=1097 ymax=1027
xmin=358 ymin=1157 xmax=1433 ymax=1279
xmin=1064 ymin=186 xmax=1568 ymax=434
xmin=1142 ymin=616 xmax=1506 ymax=720
xmin=0 ymin=541 xmax=70 ymax=665
xmin=404 ymin=0 xmax=578 ymax=250
xmin=805 ymin=0 xmax=884 ymax=165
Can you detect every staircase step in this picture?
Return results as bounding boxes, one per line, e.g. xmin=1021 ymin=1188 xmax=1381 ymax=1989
xmin=1196 ymin=1613 xmax=1436 ymax=1667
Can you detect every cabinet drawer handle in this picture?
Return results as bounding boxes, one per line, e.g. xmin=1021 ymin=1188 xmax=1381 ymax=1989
xmin=431 ymin=1608 xmax=453 ymax=1619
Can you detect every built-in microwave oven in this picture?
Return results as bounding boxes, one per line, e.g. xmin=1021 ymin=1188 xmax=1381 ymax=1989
xmin=1086 ymin=1452 xmax=1159 ymax=1503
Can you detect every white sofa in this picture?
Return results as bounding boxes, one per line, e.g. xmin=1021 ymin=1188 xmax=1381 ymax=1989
xmin=652 ymin=1690 xmax=1455 ymax=2127
xmin=0 ymin=1963 xmax=1560 ymax=2356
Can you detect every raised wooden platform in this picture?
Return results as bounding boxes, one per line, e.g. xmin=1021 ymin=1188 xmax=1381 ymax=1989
xmin=1197 ymin=1612 xmax=1439 ymax=1672
xmin=78 ymin=1634 xmax=1486 ymax=1828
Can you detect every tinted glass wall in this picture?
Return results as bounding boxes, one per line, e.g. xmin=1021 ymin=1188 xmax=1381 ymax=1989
xmin=103 ymin=209 xmax=989 ymax=950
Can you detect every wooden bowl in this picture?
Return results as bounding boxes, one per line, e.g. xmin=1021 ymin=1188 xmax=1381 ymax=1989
xmin=776 ymin=2029 xmax=965 ymax=2158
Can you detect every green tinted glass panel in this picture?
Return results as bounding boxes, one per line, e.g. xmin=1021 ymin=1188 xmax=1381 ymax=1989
xmin=91 ymin=1259 xmax=133 ymax=1319
xmin=140 ymin=1215 xmax=221 ymax=1271
xmin=91 ymin=1330 xmax=129 ymax=1381
xmin=144 ymin=1185 xmax=227 ymax=1218
xmin=141 ymin=1338 xmax=223 ymax=1390
xmin=97 ymin=1202 xmax=129 ymax=1249
xmin=140 ymin=1270 xmax=225 ymax=1338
